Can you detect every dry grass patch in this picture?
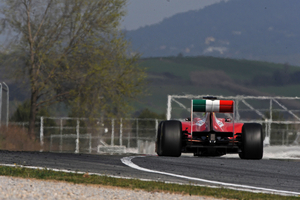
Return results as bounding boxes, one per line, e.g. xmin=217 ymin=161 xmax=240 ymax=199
xmin=0 ymin=125 xmax=41 ymax=151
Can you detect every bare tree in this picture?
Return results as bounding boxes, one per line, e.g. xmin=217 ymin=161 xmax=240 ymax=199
xmin=1 ymin=0 xmax=145 ymax=137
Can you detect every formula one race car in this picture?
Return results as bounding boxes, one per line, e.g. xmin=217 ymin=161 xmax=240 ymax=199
xmin=156 ymin=97 xmax=263 ymax=159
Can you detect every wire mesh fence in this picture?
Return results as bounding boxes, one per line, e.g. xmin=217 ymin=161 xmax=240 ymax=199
xmin=38 ymin=117 xmax=163 ymax=154
xmin=7 ymin=117 xmax=300 ymax=154
xmin=5 ymin=96 xmax=300 ymax=154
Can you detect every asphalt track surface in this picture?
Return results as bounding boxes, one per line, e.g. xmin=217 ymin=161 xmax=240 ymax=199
xmin=0 ymin=151 xmax=300 ymax=195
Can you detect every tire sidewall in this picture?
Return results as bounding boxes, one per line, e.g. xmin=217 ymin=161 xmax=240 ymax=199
xmin=240 ymin=123 xmax=263 ymax=159
xmin=159 ymin=120 xmax=182 ymax=157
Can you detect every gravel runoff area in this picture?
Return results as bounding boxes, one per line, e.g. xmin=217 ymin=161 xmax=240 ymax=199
xmin=0 ymin=176 xmax=221 ymax=200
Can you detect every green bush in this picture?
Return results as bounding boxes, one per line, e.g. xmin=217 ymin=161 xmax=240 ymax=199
xmin=10 ymin=100 xmax=56 ymax=127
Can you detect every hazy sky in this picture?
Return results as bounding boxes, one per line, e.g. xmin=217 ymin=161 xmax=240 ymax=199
xmin=122 ymin=0 xmax=223 ymax=30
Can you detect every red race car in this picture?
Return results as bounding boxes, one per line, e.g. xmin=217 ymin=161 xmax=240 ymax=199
xmin=156 ymin=97 xmax=263 ymax=159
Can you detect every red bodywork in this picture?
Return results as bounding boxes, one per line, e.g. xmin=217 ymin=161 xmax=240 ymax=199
xmin=179 ymin=112 xmax=244 ymax=156
xmin=181 ymin=112 xmax=243 ymax=137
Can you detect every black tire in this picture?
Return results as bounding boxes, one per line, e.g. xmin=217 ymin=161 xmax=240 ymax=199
xmin=157 ymin=120 xmax=182 ymax=157
xmin=239 ymin=123 xmax=263 ymax=159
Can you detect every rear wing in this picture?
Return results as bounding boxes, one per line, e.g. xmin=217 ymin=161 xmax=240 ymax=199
xmin=191 ymin=99 xmax=234 ymax=113
xmin=191 ymin=99 xmax=235 ymax=137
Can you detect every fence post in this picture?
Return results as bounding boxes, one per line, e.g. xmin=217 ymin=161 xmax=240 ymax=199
xmin=167 ymin=95 xmax=172 ymax=120
xmin=265 ymin=119 xmax=268 ymax=142
xmin=120 ymin=118 xmax=123 ymax=146
xmin=40 ymin=116 xmax=44 ymax=151
xmin=111 ymin=118 xmax=114 ymax=146
xmin=136 ymin=118 xmax=139 ymax=145
xmin=155 ymin=119 xmax=158 ymax=139
xmin=235 ymin=99 xmax=240 ymax=121
xmin=269 ymin=99 xmax=273 ymax=143
xmin=75 ymin=119 xmax=79 ymax=153
xmin=60 ymin=118 xmax=63 ymax=153
xmin=128 ymin=119 xmax=130 ymax=148
xmin=89 ymin=134 xmax=92 ymax=153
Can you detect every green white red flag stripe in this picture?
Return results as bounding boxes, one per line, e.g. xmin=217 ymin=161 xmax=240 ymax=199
xmin=192 ymin=100 xmax=234 ymax=113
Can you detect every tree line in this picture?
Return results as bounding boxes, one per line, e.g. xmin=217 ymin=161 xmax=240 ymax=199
xmin=0 ymin=0 xmax=146 ymax=137
xmin=247 ymin=63 xmax=300 ymax=86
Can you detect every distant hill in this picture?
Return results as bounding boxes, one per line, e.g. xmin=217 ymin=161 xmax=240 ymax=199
xmin=126 ymin=0 xmax=300 ymax=66
xmin=136 ymin=56 xmax=300 ymax=116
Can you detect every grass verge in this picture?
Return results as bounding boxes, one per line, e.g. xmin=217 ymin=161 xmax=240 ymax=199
xmin=0 ymin=166 xmax=299 ymax=200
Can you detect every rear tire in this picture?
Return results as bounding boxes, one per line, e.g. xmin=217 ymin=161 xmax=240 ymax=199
xmin=157 ymin=120 xmax=182 ymax=157
xmin=239 ymin=123 xmax=263 ymax=159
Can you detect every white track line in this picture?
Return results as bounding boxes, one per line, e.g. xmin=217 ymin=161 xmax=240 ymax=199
xmin=0 ymin=163 xmax=159 ymax=182
xmin=121 ymin=156 xmax=300 ymax=196
xmin=0 ymin=163 xmax=223 ymax=189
